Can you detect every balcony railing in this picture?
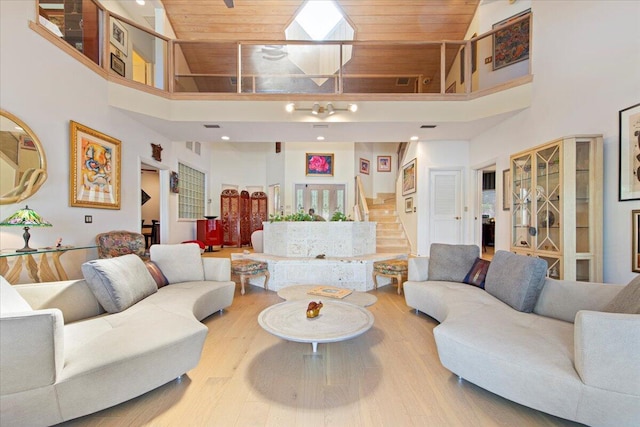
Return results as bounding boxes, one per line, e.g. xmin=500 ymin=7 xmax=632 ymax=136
xmin=35 ymin=0 xmax=531 ymax=98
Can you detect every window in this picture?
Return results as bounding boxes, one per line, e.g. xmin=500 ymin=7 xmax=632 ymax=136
xmin=178 ymin=162 xmax=205 ymax=219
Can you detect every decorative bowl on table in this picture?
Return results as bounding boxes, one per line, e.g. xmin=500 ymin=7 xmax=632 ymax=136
xmin=306 ymin=301 xmax=323 ymax=318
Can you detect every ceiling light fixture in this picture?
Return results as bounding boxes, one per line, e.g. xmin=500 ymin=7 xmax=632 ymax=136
xmin=221 ymin=136 xmax=230 ymax=141
xmin=286 ymin=102 xmax=358 ymax=116
xmin=410 ymin=136 xmax=419 ymax=141
xmin=136 ymin=0 xmax=145 ymax=5
xmin=317 ymin=136 xmax=325 ymax=141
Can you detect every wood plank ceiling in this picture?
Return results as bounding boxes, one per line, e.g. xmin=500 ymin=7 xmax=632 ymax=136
xmin=162 ymin=0 xmax=480 ymax=94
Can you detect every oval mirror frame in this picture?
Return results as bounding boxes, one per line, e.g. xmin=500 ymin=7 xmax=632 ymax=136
xmin=0 ymin=109 xmax=48 ymax=204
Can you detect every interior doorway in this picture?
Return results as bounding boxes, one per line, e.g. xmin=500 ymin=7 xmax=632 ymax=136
xmin=294 ymin=184 xmax=346 ymax=220
xmin=479 ymin=166 xmax=497 ymax=260
xmin=141 ymin=164 xmax=160 ymax=248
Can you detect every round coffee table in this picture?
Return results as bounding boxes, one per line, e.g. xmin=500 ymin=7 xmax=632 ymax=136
xmin=277 ymin=284 xmax=377 ymax=307
xmin=258 ymin=300 xmax=374 ymax=352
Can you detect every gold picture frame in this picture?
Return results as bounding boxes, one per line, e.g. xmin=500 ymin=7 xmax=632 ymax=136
xmin=305 ymin=153 xmax=334 ymax=176
xmin=70 ymin=121 xmax=121 ymax=209
xmin=402 ymin=158 xmax=417 ymax=195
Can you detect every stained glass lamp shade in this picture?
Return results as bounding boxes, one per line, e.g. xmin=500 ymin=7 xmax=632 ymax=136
xmin=0 ymin=205 xmax=52 ymax=252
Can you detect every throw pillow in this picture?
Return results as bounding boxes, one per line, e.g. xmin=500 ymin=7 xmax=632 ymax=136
xmin=81 ymin=254 xmax=157 ymax=313
xmin=484 ymin=250 xmax=548 ymax=312
xmin=463 ymin=258 xmax=491 ymax=289
xmin=428 ymin=243 xmax=480 ymax=282
xmin=150 ymin=243 xmax=205 ymax=284
xmin=0 ymin=276 xmax=32 ymax=313
xmin=603 ymin=275 xmax=640 ymax=314
xmin=145 ymin=260 xmax=169 ymax=288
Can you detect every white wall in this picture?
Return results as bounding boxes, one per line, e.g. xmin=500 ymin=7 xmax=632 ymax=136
xmin=469 ymin=0 xmax=640 ymax=284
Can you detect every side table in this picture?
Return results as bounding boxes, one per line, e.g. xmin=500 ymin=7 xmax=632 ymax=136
xmin=0 ymin=245 xmax=96 ymax=284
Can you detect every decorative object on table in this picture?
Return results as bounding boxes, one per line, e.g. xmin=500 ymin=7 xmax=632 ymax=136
xmin=633 ymin=209 xmax=640 ymax=273
xmin=308 ymin=285 xmax=352 ymax=299
xmin=359 ymin=158 xmax=370 ymax=175
xmin=492 ymin=9 xmax=530 ymax=70
xmin=402 ymin=158 xmax=417 ymax=195
xmin=109 ymin=52 xmax=125 ymax=77
xmin=618 ymin=102 xmax=640 ymax=201
xmin=502 ymin=168 xmax=511 ymax=211
xmin=0 ymin=205 xmax=52 ymax=252
xmin=404 ymin=197 xmax=413 ymax=213
xmin=151 ymin=143 xmax=162 ymax=162
xmin=377 ymin=155 xmax=391 ymax=172
xmin=169 ymin=171 xmax=179 ymax=193
xmin=305 ymin=153 xmax=334 ymax=176
xmin=110 ymin=18 xmax=128 ymax=56
xmin=70 ymin=121 xmax=121 ymax=209
xmin=306 ymin=301 xmax=323 ymax=318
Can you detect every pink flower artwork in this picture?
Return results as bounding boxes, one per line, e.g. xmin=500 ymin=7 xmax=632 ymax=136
xmin=306 ymin=153 xmax=333 ymax=176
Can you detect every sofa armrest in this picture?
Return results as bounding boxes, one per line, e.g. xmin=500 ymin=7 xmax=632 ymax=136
xmin=407 ymin=257 xmax=429 ymax=282
xmin=203 ymin=258 xmax=231 ymax=282
xmin=0 ymin=309 xmax=64 ymax=395
xmin=574 ymin=310 xmax=640 ymax=395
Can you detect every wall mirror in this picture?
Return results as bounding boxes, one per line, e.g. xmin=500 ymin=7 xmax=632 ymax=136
xmin=0 ymin=109 xmax=48 ymax=204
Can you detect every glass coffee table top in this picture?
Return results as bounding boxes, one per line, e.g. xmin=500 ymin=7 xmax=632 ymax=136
xmin=277 ymin=284 xmax=377 ymax=307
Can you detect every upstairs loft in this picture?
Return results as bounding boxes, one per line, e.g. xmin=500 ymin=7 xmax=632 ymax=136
xmin=33 ymin=0 xmax=533 ymax=142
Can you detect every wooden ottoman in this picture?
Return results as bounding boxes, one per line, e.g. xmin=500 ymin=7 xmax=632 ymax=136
xmin=231 ymin=259 xmax=270 ymax=295
xmin=373 ymin=259 xmax=408 ymax=295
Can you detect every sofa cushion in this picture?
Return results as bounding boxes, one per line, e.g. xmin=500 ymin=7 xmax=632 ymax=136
xmin=145 ymin=261 xmax=169 ymax=289
xmin=150 ymin=244 xmax=204 ymax=284
xmin=603 ymin=274 xmax=640 ymax=314
xmin=81 ymin=254 xmax=157 ymax=313
xmin=0 ymin=275 xmax=32 ymax=313
xmin=428 ymin=243 xmax=480 ymax=282
xmin=484 ymin=250 xmax=547 ymax=312
xmin=463 ymin=258 xmax=490 ymax=289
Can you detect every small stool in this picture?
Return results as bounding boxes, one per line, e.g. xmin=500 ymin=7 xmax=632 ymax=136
xmin=231 ymin=259 xmax=270 ymax=295
xmin=373 ymin=259 xmax=408 ymax=295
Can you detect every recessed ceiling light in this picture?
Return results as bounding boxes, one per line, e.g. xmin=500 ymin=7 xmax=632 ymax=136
xmin=136 ymin=0 xmax=145 ymax=5
xmin=410 ymin=136 xmax=419 ymax=141
xmin=317 ymin=136 xmax=325 ymax=141
xmin=348 ymin=104 xmax=358 ymax=112
xmin=285 ymin=102 xmax=295 ymax=113
xmin=221 ymin=136 xmax=230 ymax=141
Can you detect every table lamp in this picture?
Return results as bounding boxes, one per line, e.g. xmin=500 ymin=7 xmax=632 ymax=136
xmin=0 ymin=205 xmax=52 ymax=252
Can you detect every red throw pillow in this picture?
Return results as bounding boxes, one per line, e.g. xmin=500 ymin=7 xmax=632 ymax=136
xmin=145 ymin=260 xmax=169 ymax=288
xmin=463 ymin=258 xmax=491 ymax=289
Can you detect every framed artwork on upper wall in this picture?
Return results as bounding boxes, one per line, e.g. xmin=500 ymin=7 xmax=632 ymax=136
xmin=492 ymin=9 xmax=530 ymax=70
xmin=69 ymin=121 xmax=121 ymax=209
xmin=110 ymin=18 xmax=128 ymax=56
xmin=110 ymin=53 xmax=125 ymax=77
xmin=402 ymin=158 xmax=417 ymax=195
xmin=619 ymin=102 xmax=640 ymax=201
xmin=306 ymin=153 xmax=334 ymax=176
xmin=377 ymin=155 xmax=392 ymax=172
xmin=359 ymin=158 xmax=370 ymax=175
xmin=170 ymin=171 xmax=179 ymax=193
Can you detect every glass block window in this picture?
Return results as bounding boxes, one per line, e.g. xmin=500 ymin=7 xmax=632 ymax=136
xmin=178 ymin=163 xmax=205 ymax=219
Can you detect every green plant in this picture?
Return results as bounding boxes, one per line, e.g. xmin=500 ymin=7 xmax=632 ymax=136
xmin=330 ymin=211 xmax=351 ymax=221
xmin=269 ymin=210 xmax=313 ymax=222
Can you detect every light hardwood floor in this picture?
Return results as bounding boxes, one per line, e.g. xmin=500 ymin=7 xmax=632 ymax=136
xmin=61 ymin=251 xmax=582 ymax=427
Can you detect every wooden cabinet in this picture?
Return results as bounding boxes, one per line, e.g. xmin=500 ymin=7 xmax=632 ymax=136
xmin=250 ymin=191 xmax=268 ymax=234
xmin=221 ymin=189 xmax=240 ymax=247
xmin=197 ymin=219 xmax=223 ymax=252
xmin=510 ymin=135 xmax=603 ymax=281
xmin=240 ymin=190 xmax=251 ymax=246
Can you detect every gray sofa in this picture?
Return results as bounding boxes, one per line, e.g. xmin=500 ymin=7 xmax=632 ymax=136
xmin=403 ymin=244 xmax=640 ymax=427
xmin=0 ymin=244 xmax=235 ymax=426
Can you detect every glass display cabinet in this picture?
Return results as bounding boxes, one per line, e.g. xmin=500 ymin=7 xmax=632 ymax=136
xmin=510 ymin=135 xmax=603 ymax=281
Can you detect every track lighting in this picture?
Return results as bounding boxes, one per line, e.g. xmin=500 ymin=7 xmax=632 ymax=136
xmin=285 ymin=102 xmax=358 ymax=116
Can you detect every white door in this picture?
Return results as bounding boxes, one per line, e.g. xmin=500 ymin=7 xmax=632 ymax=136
xmin=429 ymin=169 xmax=463 ymax=244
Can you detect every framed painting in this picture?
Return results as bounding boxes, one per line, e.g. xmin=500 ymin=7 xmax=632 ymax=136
xmin=110 ymin=53 xmax=125 ymax=77
xmin=110 ymin=18 xmax=128 ymax=56
xmin=306 ymin=153 xmax=334 ymax=176
xmin=493 ymin=9 xmax=530 ymax=70
xmin=69 ymin=121 xmax=121 ymax=209
xmin=359 ymin=158 xmax=370 ymax=175
xmin=170 ymin=171 xmax=179 ymax=193
xmin=402 ymin=158 xmax=417 ymax=195
xmin=502 ymin=168 xmax=511 ymax=211
xmin=619 ymin=103 xmax=640 ymax=201
xmin=377 ymin=155 xmax=391 ymax=172
xmin=633 ymin=210 xmax=640 ymax=273
xmin=19 ymin=135 xmax=37 ymax=151
xmin=405 ymin=197 xmax=414 ymax=213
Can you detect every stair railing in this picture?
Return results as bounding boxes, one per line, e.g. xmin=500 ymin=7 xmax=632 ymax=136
xmin=354 ymin=176 xmax=369 ymax=222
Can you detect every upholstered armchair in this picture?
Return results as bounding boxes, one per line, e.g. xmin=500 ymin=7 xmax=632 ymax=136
xmin=95 ymin=230 xmax=147 ymax=259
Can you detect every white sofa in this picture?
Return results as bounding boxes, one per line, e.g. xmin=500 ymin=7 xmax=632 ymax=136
xmin=0 ymin=244 xmax=235 ymax=427
xmin=404 ymin=245 xmax=640 ymax=427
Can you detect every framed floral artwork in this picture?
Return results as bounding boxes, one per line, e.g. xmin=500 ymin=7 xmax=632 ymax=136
xmin=69 ymin=121 xmax=121 ymax=209
xmin=377 ymin=155 xmax=391 ymax=172
xmin=359 ymin=158 xmax=370 ymax=175
xmin=619 ymin=102 xmax=640 ymax=201
xmin=306 ymin=153 xmax=334 ymax=176
xmin=402 ymin=158 xmax=417 ymax=195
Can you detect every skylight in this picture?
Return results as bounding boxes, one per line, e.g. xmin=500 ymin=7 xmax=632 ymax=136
xmin=294 ymin=0 xmax=343 ymax=40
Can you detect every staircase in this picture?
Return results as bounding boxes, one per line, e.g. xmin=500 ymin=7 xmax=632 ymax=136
xmin=367 ymin=194 xmax=411 ymax=254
